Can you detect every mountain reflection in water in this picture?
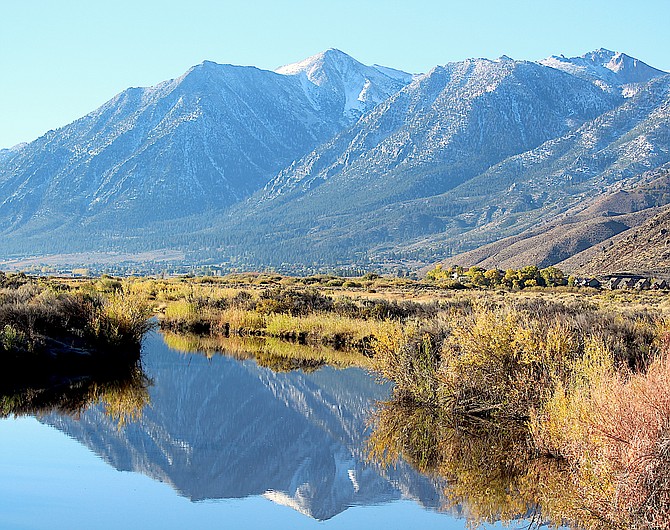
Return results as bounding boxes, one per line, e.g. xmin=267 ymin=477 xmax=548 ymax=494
xmin=42 ymin=331 xmax=444 ymax=521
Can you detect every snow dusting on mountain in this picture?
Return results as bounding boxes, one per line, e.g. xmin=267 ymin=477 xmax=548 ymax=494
xmin=276 ymin=49 xmax=412 ymax=121
xmin=0 ymin=48 xmax=668 ymax=269
xmin=540 ymin=48 xmax=667 ymax=96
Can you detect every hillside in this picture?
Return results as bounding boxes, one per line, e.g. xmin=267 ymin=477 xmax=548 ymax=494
xmin=207 ymin=55 xmax=629 ymax=266
xmin=0 ymin=49 xmax=669 ymax=273
xmin=440 ymin=168 xmax=670 ymax=271
xmin=557 ymin=204 xmax=670 ymax=277
xmin=0 ymin=50 xmax=410 ymax=254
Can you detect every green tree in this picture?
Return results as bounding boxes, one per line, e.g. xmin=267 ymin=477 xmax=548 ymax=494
xmin=503 ymin=269 xmax=518 ymax=289
xmin=540 ymin=266 xmax=565 ymax=287
xmin=484 ymin=269 xmax=503 ymax=287
xmin=467 ymin=266 xmax=488 ymax=287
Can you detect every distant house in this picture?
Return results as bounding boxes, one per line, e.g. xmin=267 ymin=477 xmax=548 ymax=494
xmin=634 ymin=278 xmax=651 ymax=290
xmin=576 ymin=277 xmax=601 ymax=288
xmin=651 ymin=279 xmax=668 ymax=290
xmin=606 ymin=277 xmax=623 ymax=290
xmin=619 ymin=278 xmax=639 ymax=289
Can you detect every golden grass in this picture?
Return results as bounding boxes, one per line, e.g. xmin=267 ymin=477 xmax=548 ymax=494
xmin=265 ymin=312 xmax=392 ymax=343
xmin=531 ymin=330 xmax=670 ymax=529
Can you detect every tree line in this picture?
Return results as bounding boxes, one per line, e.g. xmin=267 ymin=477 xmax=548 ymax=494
xmin=426 ymin=264 xmax=570 ymax=289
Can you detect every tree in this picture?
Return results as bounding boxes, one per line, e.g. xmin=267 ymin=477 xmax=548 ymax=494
xmin=484 ymin=269 xmax=503 ymax=287
xmin=467 ymin=266 xmax=488 ymax=287
xmin=540 ymin=266 xmax=566 ymax=287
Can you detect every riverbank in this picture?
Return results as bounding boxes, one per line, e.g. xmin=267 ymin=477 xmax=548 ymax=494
xmin=0 ymin=274 xmax=153 ymax=394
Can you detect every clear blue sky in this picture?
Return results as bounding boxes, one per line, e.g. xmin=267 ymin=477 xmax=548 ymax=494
xmin=2 ymin=0 xmax=668 ymax=148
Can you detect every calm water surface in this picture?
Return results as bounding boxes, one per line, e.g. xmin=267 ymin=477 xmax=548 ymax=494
xmin=0 ymin=331 xmax=529 ymax=529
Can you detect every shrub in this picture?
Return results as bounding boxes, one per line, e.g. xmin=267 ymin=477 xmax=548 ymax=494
xmin=0 ymin=324 xmax=29 ymax=354
xmin=531 ymin=330 xmax=670 ymax=529
xmin=94 ymin=292 xmax=154 ymax=347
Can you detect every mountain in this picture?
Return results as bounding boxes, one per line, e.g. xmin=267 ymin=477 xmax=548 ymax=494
xmin=215 ymin=64 xmax=670 ymax=270
xmin=261 ymin=57 xmax=618 ymax=203
xmin=540 ymin=48 xmax=666 ymax=95
xmin=439 ymin=167 xmax=670 ymax=271
xmin=204 ymin=56 xmax=630 ymax=265
xmin=394 ymin=74 xmax=670 ymax=263
xmin=0 ymin=143 xmax=27 ymax=166
xmin=44 ymin=332 xmax=445 ymax=520
xmin=1 ymin=48 xmax=669 ymax=274
xmin=556 ymin=202 xmax=670 ymax=277
xmin=0 ymin=50 xmax=410 ymax=253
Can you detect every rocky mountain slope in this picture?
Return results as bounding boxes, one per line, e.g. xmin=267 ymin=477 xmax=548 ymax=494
xmin=539 ymin=48 xmax=666 ymax=95
xmin=0 ymin=50 xmax=409 ymax=251
xmin=440 ymin=167 xmax=670 ymax=271
xmin=206 ymin=53 xmax=668 ymax=268
xmin=557 ymin=202 xmax=670 ymax=277
xmin=0 ymin=49 xmax=668 ymax=272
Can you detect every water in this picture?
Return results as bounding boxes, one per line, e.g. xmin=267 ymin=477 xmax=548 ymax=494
xmin=0 ymin=331 xmax=526 ymax=529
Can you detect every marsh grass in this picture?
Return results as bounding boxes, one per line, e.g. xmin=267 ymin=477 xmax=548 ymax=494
xmin=370 ymin=297 xmax=662 ymax=421
xmin=366 ymin=291 xmax=670 ymax=529
xmin=0 ymin=276 xmax=154 ymax=410
xmin=531 ymin=333 xmax=670 ymax=529
xmin=90 ymin=291 xmax=154 ymax=347
xmin=264 ymin=312 xmax=394 ymax=350
xmin=156 ymin=283 xmax=438 ymax=354
xmin=0 ymin=279 xmax=153 ymax=357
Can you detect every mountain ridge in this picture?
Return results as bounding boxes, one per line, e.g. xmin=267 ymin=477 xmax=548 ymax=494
xmin=1 ymin=48 xmax=669 ymax=273
xmin=0 ymin=49 xmax=411 ymax=239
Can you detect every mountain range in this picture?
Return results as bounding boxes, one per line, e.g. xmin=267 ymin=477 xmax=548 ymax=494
xmin=1 ymin=48 xmax=668 ymax=273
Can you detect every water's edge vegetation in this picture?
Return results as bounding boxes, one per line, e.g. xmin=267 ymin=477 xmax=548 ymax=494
xmin=3 ymin=270 xmax=670 ymax=529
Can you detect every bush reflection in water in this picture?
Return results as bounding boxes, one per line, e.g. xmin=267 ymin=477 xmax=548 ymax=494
xmin=367 ymin=400 xmax=578 ymax=528
xmin=366 ymin=297 xmax=670 ymax=530
xmin=0 ymin=360 xmax=152 ymax=428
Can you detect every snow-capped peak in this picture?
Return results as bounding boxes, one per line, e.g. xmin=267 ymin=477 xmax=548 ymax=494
xmin=539 ymin=48 xmax=667 ymax=95
xmin=275 ymin=48 xmax=357 ymax=78
xmin=275 ymin=49 xmax=412 ymax=121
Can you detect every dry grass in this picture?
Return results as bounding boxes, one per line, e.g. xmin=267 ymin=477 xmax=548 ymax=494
xmin=0 ymin=279 xmax=153 ymax=360
xmin=265 ymin=312 xmax=393 ymax=347
xmin=367 ymin=292 xmax=670 ymax=529
xmin=370 ymin=296 xmax=662 ymax=421
xmin=532 ymin=332 xmax=670 ymax=529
